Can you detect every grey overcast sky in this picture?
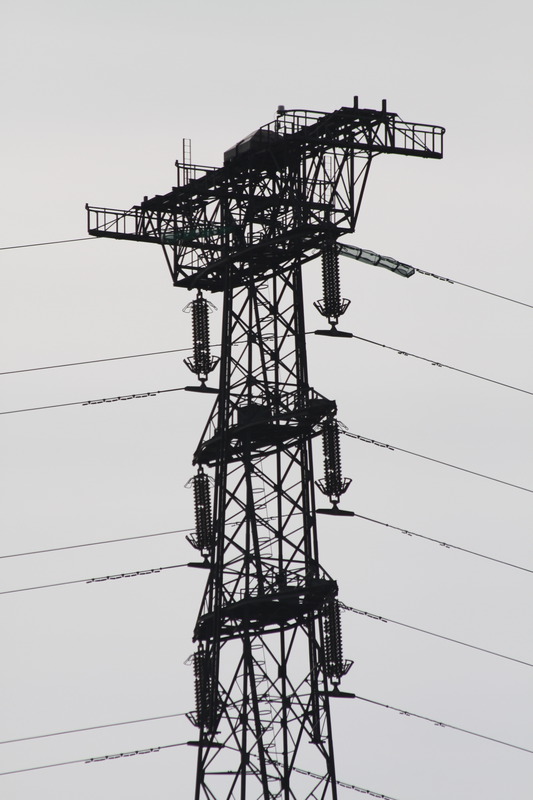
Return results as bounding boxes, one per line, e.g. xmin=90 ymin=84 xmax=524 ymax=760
xmin=1 ymin=1 xmax=532 ymax=798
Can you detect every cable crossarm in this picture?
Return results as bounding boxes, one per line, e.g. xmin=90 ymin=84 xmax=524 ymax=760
xmin=348 ymin=333 xmax=533 ymax=398
xmin=342 ymin=430 xmax=533 ymax=494
xmin=0 ymin=712 xmax=190 ymax=746
xmin=340 ymin=603 xmax=533 ymax=669
xmin=0 ymin=742 xmax=189 ymax=777
xmin=352 ymin=694 xmax=533 ymax=756
xmin=352 ymin=512 xmax=533 ymax=575
xmin=0 ymin=563 xmax=189 ymax=596
xmin=86 ymin=101 xmax=443 ymax=292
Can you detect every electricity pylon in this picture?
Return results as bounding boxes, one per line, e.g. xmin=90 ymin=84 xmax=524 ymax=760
xmin=87 ymin=98 xmax=444 ymax=799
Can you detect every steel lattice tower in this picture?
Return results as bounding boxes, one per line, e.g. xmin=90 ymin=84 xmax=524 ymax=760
xmin=87 ymin=98 xmax=444 ymax=799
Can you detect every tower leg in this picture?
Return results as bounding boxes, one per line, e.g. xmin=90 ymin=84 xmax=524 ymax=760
xmin=189 ymin=264 xmax=345 ymax=799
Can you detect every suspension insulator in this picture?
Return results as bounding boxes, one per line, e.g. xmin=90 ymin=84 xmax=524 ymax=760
xmin=313 ymin=242 xmax=350 ymax=328
xmin=186 ymin=468 xmax=214 ymax=552
xmin=316 ymin=419 xmax=351 ymax=505
xmin=183 ymin=291 xmax=219 ymax=383
xmin=324 ymin=600 xmax=353 ymax=684
xmin=189 ymin=646 xmax=218 ymax=732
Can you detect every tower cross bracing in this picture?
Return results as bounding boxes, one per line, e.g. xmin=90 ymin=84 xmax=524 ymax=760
xmin=87 ymin=98 xmax=444 ymax=799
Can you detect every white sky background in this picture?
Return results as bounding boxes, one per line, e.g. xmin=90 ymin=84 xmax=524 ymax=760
xmin=1 ymin=0 xmax=532 ymax=798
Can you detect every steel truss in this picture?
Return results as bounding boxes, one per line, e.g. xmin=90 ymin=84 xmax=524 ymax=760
xmin=87 ymin=98 xmax=444 ymax=799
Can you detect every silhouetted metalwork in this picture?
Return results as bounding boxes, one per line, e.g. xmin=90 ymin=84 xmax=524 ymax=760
xmin=87 ymin=97 xmax=444 ymax=799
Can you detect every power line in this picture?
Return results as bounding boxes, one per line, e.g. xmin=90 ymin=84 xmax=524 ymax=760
xmin=9 ymin=549 xmax=531 ymax=671
xmin=3 ymin=509 xmax=531 ymax=581
xmin=0 ymin=515 xmax=273 ymax=562
xmin=229 ymin=747 xmax=405 ymax=800
xmin=292 ymin=765 xmax=403 ymax=800
xmin=0 ymin=738 xmax=403 ymax=800
xmin=0 ymin=563 xmax=189 ymax=597
xmin=414 ymin=266 xmax=533 ymax=311
xmin=353 ymin=694 xmax=533 ymax=756
xmin=0 ymin=346 xmax=196 ymax=377
xmin=348 ymin=333 xmax=533 ymax=398
xmin=0 ymin=711 xmax=189 ymax=746
xmin=343 ymin=430 xmax=533 ymax=495
xmin=352 ymin=512 xmax=533 ymax=576
xmin=0 ymin=237 xmax=95 ymax=252
xmin=0 ymin=526 xmax=194 ymax=560
xmin=340 ymin=602 xmax=533 ymax=669
xmin=0 ymin=742 xmax=188 ymax=777
xmin=4 ymin=328 xmax=530 ymax=409
xmin=0 ymin=387 xmax=186 ymax=416
xmin=3 ymin=233 xmax=532 ymax=312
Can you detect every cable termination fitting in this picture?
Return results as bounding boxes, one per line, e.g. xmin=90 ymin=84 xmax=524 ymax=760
xmin=324 ymin=600 xmax=353 ymax=685
xmin=314 ymin=242 xmax=350 ymax=329
xmin=186 ymin=467 xmax=214 ymax=553
xmin=316 ymin=419 xmax=352 ymax=507
xmin=184 ymin=291 xmax=219 ymax=383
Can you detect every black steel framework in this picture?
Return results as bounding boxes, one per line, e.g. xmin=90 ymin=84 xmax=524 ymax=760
xmin=87 ymin=98 xmax=443 ymax=799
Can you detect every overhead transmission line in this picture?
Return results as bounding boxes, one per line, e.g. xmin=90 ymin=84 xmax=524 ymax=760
xmin=0 ymin=563 xmax=189 ymax=596
xmin=351 ymin=512 xmax=533 ymax=576
xmin=292 ymin=766 xmax=403 ymax=800
xmin=240 ymin=749 xmax=405 ymax=800
xmin=3 ymin=333 xmax=532 ymax=402
xmin=0 ymin=712 xmax=189 ymax=746
xmin=340 ymin=602 xmax=533 ymax=669
xmin=352 ymin=694 xmax=533 ymax=756
xmin=0 ymin=387 xmax=187 ymax=416
xmin=2 ymin=514 xmax=532 ymax=579
xmin=343 ymin=430 xmax=533 ymax=495
xmin=0 ymin=526 xmax=195 ymax=560
xmin=3 ymin=699 xmax=531 ymax=779
xmin=341 ymin=240 xmax=533 ymax=311
xmin=0 ymin=742 xmax=189 ymax=777
xmin=2 ymin=232 xmax=533 ymax=310
xmin=0 ymin=346 xmax=195 ymax=377
xmin=413 ymin=266 xmax=533 ymax=311
xmin=0 ymin=742 xmax=405 ymax=800
xmin=346 ymin=333 xmax=533 ymax=398
xmin=2 ymin=341 xmax=532 ymax=417
xmin=0 ymin=236 xmax=95 ymax=251
xmin=4 ymin=554 xmax=531 ymax=672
